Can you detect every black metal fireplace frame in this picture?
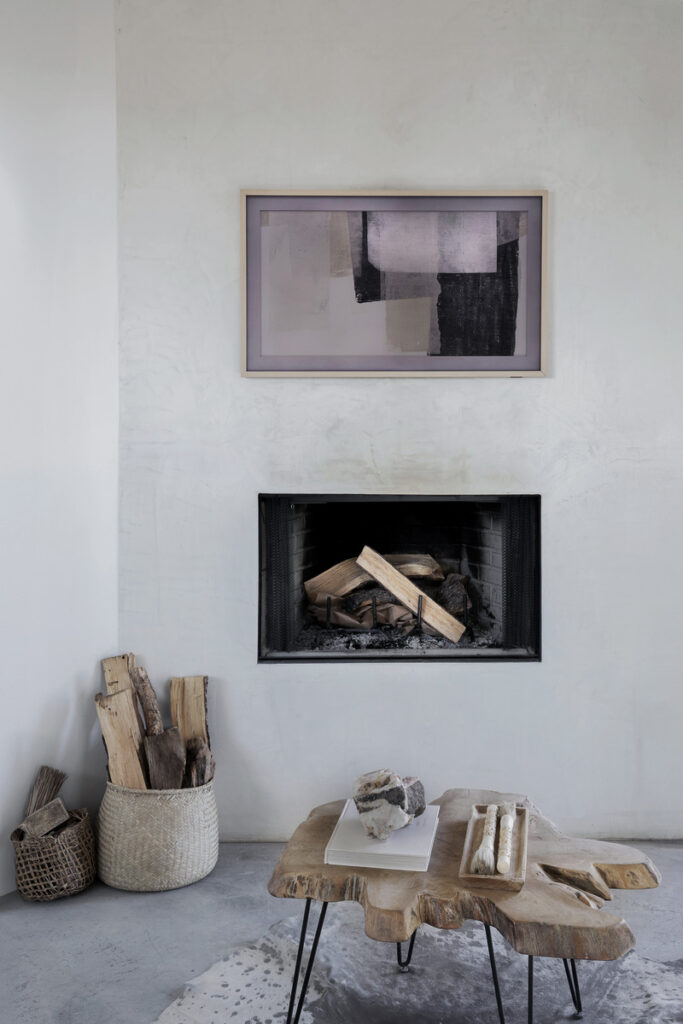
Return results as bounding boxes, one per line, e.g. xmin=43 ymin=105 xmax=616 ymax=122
xmin=258 ymin=493 xmax=541 ymax=664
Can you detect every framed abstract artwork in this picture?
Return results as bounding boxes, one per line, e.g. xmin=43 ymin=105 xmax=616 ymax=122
xmin=242 ymin=190 xmax=546 ymax=377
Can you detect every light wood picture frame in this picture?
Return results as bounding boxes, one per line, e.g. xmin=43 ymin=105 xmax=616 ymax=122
xmin=242 ymin=190 xmax=547 ymax=377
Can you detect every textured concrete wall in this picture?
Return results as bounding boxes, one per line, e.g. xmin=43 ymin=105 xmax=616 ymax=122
xmin=116 ymin=0 xmax=683 ymax=839
xmin=0 ymin=0 xmax=118 ymax=893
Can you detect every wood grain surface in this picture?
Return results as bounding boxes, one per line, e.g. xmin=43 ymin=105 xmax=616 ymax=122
xmin=268 ymin=788 xmax=660 ymax=960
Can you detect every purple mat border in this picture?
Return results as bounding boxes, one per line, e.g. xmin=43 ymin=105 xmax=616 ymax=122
xmin=244 ymin=193 xmax=544 ymax=375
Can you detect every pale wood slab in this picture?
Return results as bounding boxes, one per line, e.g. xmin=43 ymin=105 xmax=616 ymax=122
xmin=102 ymin=653 xmax=135 ymax=695
xmin=356 ymin=546 xmax=465 ymax=643
xmin=95 ymin=689 xmax=148 ymax=789
xmin=101 ymin=654 xmax=149 ymax=743
xmin=304 ymin=553 xmax=444 ymax=603
xmin=170 ymin=675 xmax=210 ymax=748
xmin=268 ymin=788 xmax=660 ymax=960
xmin=459 ymin=804 xmax=528 ymax=891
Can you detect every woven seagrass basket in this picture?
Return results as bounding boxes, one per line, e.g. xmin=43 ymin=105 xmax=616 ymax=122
xmin=11 ymin=808 xmax=96 ymax=902
xmin=97 ymin=779 xmax=219 ymax=891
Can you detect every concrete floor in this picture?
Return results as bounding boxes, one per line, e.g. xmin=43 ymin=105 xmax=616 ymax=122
xmin=1 ymin=841 xmax=681 ymax=1024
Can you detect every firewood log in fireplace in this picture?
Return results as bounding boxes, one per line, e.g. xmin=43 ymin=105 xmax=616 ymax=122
xmin=437 ymin=573 xmax=472 ymax=619
xmin=343 ymin=586 xmax=401 ymax=614
xmin=308 ymin=592 xmax=417 ymax=632
xmin=356 ymin=547 xmax=466 ymax=644
xmin=304 ymin=553 xmax=444 ymax=604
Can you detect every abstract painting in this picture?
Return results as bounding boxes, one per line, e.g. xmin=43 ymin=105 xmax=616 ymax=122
xmin=242 ymin=192 xmax=545 ymax=376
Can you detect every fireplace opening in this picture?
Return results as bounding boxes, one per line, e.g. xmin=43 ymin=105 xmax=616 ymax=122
xmin=259 ymin=495 xmax=540 ymax=662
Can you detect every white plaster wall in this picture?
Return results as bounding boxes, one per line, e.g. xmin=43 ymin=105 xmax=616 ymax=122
xmin=0 ymin=1 xmax=118 ymax=893
xmin=117 ymin=0 xmax=683 ymax=839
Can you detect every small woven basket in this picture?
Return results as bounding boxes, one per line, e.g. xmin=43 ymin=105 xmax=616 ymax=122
xmin=11 ymin=808 xmax=96 ymax=902
xmin=97 ymin=780 xmax=219 ymax=891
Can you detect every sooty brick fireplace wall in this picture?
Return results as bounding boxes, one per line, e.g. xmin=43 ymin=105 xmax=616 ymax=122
xmin=259 ymin=495 xmax=540 ymax=662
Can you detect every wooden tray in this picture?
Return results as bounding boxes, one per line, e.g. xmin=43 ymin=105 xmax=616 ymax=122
xmin=458 ymin=803 xmax=528 ymax=891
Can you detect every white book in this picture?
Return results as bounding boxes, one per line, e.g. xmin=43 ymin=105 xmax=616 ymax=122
xmin=324 ymin=800 xmax=440 ymax=872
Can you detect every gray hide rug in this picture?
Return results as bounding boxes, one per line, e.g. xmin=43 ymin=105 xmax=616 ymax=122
xmin=156 ymin=902 xmax=683 ymax=1024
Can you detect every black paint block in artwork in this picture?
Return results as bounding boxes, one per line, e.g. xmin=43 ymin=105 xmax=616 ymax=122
xmin=354 ymin=211 xmax=382 ymax=303
xmin=436 ymin=240 xmax=519 ymax=356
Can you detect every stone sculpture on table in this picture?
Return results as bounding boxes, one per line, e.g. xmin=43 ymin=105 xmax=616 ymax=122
xmin=352 ymin=769 xmax=426 ymax=840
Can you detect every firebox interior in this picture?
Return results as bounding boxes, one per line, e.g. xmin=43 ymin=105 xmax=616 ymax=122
xmin=259 ymin=494 xmax=540 ymax=662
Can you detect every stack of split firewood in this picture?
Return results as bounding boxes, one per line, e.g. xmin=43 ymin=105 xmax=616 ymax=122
xmin=95 ymin=654 xmax=215 ymax=791
xmin=305 ymin=546 xmax=470 ymax=643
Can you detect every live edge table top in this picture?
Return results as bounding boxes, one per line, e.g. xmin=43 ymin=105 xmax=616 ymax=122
xmin=268 ymin=788 xmax=660 ymax=961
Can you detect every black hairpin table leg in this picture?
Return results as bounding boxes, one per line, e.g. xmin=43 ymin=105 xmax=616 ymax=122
xmin=396 ymin=930 xmax=418 ymax=972
xmin=286 ymin=899 xmax=328 ymax=1024
xmin=528 ymin=954 xmax=581 ymax=1023
xmin=485 ymin=928 xmax=582 ymax=1024
xmin=484 ymin=924 xmax=507 ymax=1024
xmin=563 ymin=958 xmax=583 ymax=1017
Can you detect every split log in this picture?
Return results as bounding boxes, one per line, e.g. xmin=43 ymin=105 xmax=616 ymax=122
xmin=131 ymin=666 xmax=164 ymax=736
xmin=309 ymin=592 xmax=416 ymax=632
xmin=95 ymin=689 xmax=148 ymax=789
xmin=437 ymin=573 xmax=472 ymax=618
xmin=344 ymin=586 xmax=401 ymax=614
xmin=102 ymin=653 xmax=135 ymax=694
xmin=144 ymin=727 xmax=186 ymax=790
xmin=304 ymin=553 xmax=444 ymax=603
xmin=101 ymin=654 xmax=146 ymax=739
xmin=170 ymin=676 xmax=210 ymax=748
xmin=20 ymin=798 xmax=69 ymax=837
xmin=356 ymin=546 xmax=465 ymax=644
xmin=183 ymin=737 xmax=216 ymax=788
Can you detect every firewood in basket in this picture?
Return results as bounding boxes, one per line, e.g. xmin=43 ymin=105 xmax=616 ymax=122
xmin=101 ymin=653 xmax=135 ymax=694
xmin=101 ymin=653 xmax=146 ymax=739
xmin=131 ymin=665 xmax=164 ymax=736
xmin=95 ymin=690 xmax=148 ymax=789
xmin=170 ymin=675 xmax=210 ymax=749
xmin=19 ymin=797 xmax=70 ymax=838
xmin=144 ymin=727 xmax=186 ymax=789
xmin=183 ymin=737 xmax=216 ymax=788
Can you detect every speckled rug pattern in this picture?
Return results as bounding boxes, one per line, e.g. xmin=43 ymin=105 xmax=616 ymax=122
xmin=156 ymin=902 xmax=683 ymax=1024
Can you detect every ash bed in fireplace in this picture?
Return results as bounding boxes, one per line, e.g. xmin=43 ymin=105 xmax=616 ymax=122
xmin=259 ymin=494 xmax=540 ymax=662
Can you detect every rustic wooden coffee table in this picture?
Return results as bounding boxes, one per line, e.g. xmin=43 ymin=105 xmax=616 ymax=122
xmin=268 ymin=788 xmax=660 ymax=1024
